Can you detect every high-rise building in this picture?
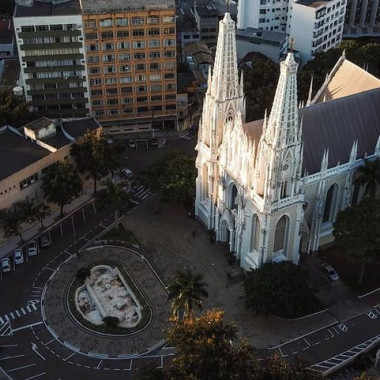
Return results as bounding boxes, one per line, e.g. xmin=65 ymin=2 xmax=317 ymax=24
xmin=81 ymin=0 xmax=177 ymax=133
xmin=237 ymin=0 xmax=347 ymax=64
xmin=13 ymin=0 xmax=91 ymax=118
xmin=344 ymin=0 xmax=380 ymax=37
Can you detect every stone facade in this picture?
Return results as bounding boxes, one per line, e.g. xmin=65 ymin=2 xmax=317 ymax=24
xmin=195 ymin=12 xmax=380 ymax=270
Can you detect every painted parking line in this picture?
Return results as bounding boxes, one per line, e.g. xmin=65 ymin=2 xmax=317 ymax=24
xmin=8 ymin=363 xmax=36 ymax=372
xmin=24 ymin=372 xmax=47 ymax=380
xmin=0 ymin=354 xmax=25 ymax=360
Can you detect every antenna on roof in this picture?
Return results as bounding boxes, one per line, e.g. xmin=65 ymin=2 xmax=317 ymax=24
xmin=288 ymin=37 xmax=295 ymax=53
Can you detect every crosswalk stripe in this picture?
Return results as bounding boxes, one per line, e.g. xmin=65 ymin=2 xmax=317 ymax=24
xmin=32 ymin=303 xmax=37 ymax=311
xmin=26 ymin=306 xmax=31 ymax=313
xmin=10 ymin=312 xmax=15 ymax=319
xmin=5 ymin=315 xmax=9 ymax=322
xmin=0 ymin=317 xmax=3 ymax=324
xmin=15 ymin=310 xmax=20 ymax=317
xmin=141 ymin=193 xmax=150 ymax=200
xmin=21 ymin=308 xmax=26 ymax=315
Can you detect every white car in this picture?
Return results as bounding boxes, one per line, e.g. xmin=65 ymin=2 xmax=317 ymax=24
xmin=27 ymin=241 xmax=38 ymax=256
xmin=322 ymin=263 xmax=339 ymax=281
xmin=13 ymin=248 xmax=24 ymax=265
xmin=40 ymin=234 xmax=51 ymax=248
xmin=121 ymin=168 xmax=133 ymax=178
xmin=1 ymin=258 xmax=11 ymax=273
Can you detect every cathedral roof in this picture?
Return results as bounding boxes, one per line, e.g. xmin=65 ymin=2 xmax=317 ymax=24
xmin=302 ymin=87 xmax=380 ymax=174
xmin=243 ymin=87 xmax=380 ymax=175
xmin=313 ymin=58 xmax=380 ymax=104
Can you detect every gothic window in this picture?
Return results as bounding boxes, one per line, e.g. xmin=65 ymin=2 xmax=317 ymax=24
xmin=229 ymin=184 xmax=238 ymax=209
xmin=250 ymin=215 xmax=261 ymax=252
xmin=322 ymin=184 xmax=338 ymax=223
xmin=202 ymin=164 xmax=209 ymax=200
xmin=274 ymin=215 xmax=288 ymax=253
xmin=280 ymin=181 xmax=288 ymax=199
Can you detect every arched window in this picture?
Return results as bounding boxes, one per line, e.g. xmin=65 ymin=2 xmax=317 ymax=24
xmin=274 ymin=215 xmax=288 ymax=253
xmin=323 ymin=184 xmax=338 ymax=223
xmin=230 ymin=184 xmax=238 ymax=209
xmin=280 ymin=181 xmax=288 ymax=199
xmin=202 ymin=164 xmax=209 ymax=200
xmin=250 ymin=215 xmax=260 ymax=251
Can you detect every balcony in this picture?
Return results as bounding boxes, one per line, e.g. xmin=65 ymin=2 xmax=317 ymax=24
xmin=18 ymin=30 xmax=81 ymax=38
xmin=21 ymin=42 xmax=83 ymax=50
xmin=24 ymin=65 xmax=85 ymax=73
xmin=22 ymin=54 xmax=83 ymax=62
xmin=25 ymin=76 xmax=87 ymax=84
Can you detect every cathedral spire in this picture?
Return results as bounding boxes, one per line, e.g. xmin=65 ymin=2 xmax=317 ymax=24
xmin=265 ymin=51 xmax=299 ymax=148
xmin=210 ymin=12 xmax=240 ymax=102
xmin=306 ymin=76 xmax=313 ymax=107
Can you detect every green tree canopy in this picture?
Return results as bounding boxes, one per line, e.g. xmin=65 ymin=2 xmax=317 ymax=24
xmin=163 ymin=309 xmax=320 ymax=380
xmin=96 ymin=179 xmax=129 ymax=229
xmin=244 ymin=261 xmax=319 ymax=318
xmin=0 ymin=206 xmax=24 ymax=242
xmin=354 ymin=158 xmax=380 ymax=198
xmin=143 ymin=151 xmax=197 ymax=205
xmin=333 ymin=198 xmax=380 ymax=283
xmin=42 ymin=160 xmax=82 ymax=217
xmin=0 ymin=90 xmax=34 ymax=127
xmin=71 ymin=130 xmax=120 ymax=194
xmin=166 ymin=270 xmax=208 ymax=320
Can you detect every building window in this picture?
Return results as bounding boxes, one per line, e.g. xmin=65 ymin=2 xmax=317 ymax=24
xmin=87 ymin=44 xmax=99 ymax=52
xmin=149 ymin=51 xmax=161 ymax=59
xmin=137 ymin=106 xmax=148 ymax=113
xmin=148 ymin=28 xmax=160 ymax=36
xmin=164 ymin=73 xmax=175 ymax=80
xmin=103 ymin=65 xmax=116 ymax=74
xmin=132 ymin=29 xmax=145 ymax=36
xmin=134 ymin=53 xmax=146 ymax=60
xmin=122 ymin=97 xmax=133 ymax=104
xmin=88 ymin=56 xmax=100 ymax=63
xmin=118 ymin=53 xmax=131 ymax=61
xmin=103 ymin=54 xmax=116 ymax=62
xmin=135 ymin=74 xmax=147 ymax=82
xmin=151 ymin=95 xmax=162 ymax=102
xmin=117 ymin=42 xmax=130 ymax=50
xmin=135 ymin=63 xmax=146 ymax=71
xmin=163 ymin=62 xmax=175 ymax=69
xmin=149 ymin=74 xmax=161 ymax=81
xmin=89 ymin=67 xmax=100 ymax=74
xmin=163 ymin=39 xmax=175 ymax=47
xmin=133 ymin=41 xmax=145 ymax=49
xmin=166 ymin=104 xmax=176 ymax=110
xmin=102 ymin=43 xmax=115 ymax=51
xmin=19 ymin=173 xmax=39 ymax=190
xmin=105 ymin=77 xmax=117 ymax=84
xmin=137 ymin=96 xmax=148 ymax=103
xmin=164 ymin=50 xmax=175 ymax=58
xmin=147 ymin=16 xmax=160 ymax=24
xmin=107 ymin=99 xmax=118 ymax=105
xmin=136 ymin=85 xmax=147 ymax=92
xmin=106 ymin=88 xmax=118 ymax=95
xmin=101 ymin=31 xmax=113 ymax=39
xmin=132 ymin=17 xmax=144 ymax=25
xmin=91 ymin=89 xmax=103 ymax=96
xmin=119 ymin=64 xmax=132 ymax=72
xmin=164 ymin=27 xmax=175 ymax=34
xmin=151 ymin=84 xmax=162 ymax=92
xmin=85 ymin=33 xmax=98 ymax=40
xmin=123 ymin=108 xmax=133 ymax=114
xmin=90 ymin=78 xmax=102 ymax=85
xmin=121 ymin=87 xmax=132 ymax=93
xmin=84 ymin=21 xmax=97 ymax=29
xmin=165 ymin=94 xmax=176 ymax=100
xmin=117 ymin=31 xmax=129 ymax=38
xmin=116 ymin=18 xmax=128 ymax=27
xmin=120 ymin=76 xmax=132 ymax=84
xmin=100 ymin=19 xmax=113 ymax=28
xmin=162 ymin=16 xmax=175 ymax=23
xmin=149 ymin=40 xmax=160 ymax=48
xmin=150 ymin=62 xmax=161 ymax=70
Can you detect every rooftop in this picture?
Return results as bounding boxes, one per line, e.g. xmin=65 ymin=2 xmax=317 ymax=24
xmin=62 ymin=117 xmax=100 ymax=139
xmin=24 ymin=117 xmax=53 ymax=132
xmin=296 ymin=0 xmax=328 ymax=8
xmin=0 ymin=127 xmax=50 ymax=181
xmin=236 ymin=27 xmax=287 ymax=45
xmin=195 ymin=3 xmax=219 ymax=17
xmin=15 ymin=0 xmax=81 ymax=17
xmin=81 ymin=0 xmax=175 ymax=14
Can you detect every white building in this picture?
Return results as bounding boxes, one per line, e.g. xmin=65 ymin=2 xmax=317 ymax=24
xmin=237 ymin=0 xmax=347 ymax=64
xmin=289 ymin=0 xmax=347 ymax=64
xmin=13 ymin=0 xmax=91 ymax=118
xmin=344 ymin=0 xmax=380 ymax=37
xmin=195 ymin=12 xmax=380 ymax=270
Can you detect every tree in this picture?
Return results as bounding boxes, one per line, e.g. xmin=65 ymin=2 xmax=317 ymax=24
xmin=164 ymin=309 xmax=320 ymax=380
xmin=96 ymin=179 xmax=129 ymax=230
xmin=166 ymin=270 xmax=208 ymax=320
xmin=0 ymin=90 xmax=33 ymax=127
xmin=42 ymin=160 xmax=82 ymax=217
xmin=0 ymin=0 xmax=14 ymax=18
xmin=16 ymin=199 xmax=51 ymax=229
xmin=70 ymin=130 xmax=120 ymax=194
xmin=143 ymin=151 xmax=197 ymax=205
xmin=354 ymin=158 xmax=380 ymax=198
xmin=333 ymin=198 xmax=380 ymax=283
xmin=244 ymin=261 xmax=318 ymax=318
xmin=0 ymin=208 xmax=24 ymax=242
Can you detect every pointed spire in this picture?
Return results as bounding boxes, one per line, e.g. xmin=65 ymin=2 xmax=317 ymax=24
xmin=306 ymin=75 xmax=313 ymax=107
xmin=206 ymin=65 xmax=212 ymax=94
xmin=323 ymin=93 xmax=327 ymax=102
xmin=210 ymin=12 xmax=239 ymax=102
xmin=239 ymin=70 xmax=244 ymax=97
xmin=342 ymin=49 xmax=346 ymax=59
xmin=262 ymin=108 xmax=268 ymax=135
xmin=265 ymin=51 xmax=299 ymax=148
xmin=375 ymin=135 xmax=380 ymax=156
xmin=349 ymin=140 xmax=358 ymax=162
xmin=321 ymin=149 xmax=329 ymax=171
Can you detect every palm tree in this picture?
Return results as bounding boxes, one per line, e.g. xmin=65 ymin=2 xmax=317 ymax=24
xmin=166 ymin=270 xmax=209 ymax=321
xmin=354 ymin=158 xmax=380 ymax=198
xmin=97 ymin=179 xmax=129 ymax=230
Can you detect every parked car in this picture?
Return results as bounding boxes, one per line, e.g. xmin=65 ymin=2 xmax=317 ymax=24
xmin=127 ymin=139 xmax=136 ymax=149
xmin=1 ymin=258 xmax=11 ymax=273
xmin=121 ymin=168 xmax=133 ymax=178
xmin=150 ymin=138 xmax=158 ymax=147
xmin=40 ymin=234 xmax=51 ymax=248
xmin=27 ymin=240 xmax=38 ymax=256
xmin=322 ymin=263 xmax=339 ymax=281
xmin=13 ymin=248 xmax=24 ymax=265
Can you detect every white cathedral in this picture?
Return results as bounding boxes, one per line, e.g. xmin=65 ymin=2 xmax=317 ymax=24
xmin=194 ymin=12 xmax=380 ymax=270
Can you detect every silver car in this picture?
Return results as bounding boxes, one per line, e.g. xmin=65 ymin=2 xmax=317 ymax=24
xmin=1 ymin=258 xmax=11 ymax=273
xmin=322 ymin=263 xmax=339 ymax=281
xmin=27 ymin=241 xmax=38 ymax=256
xmin=40 ymin=234 xmax=51 ymax=248
xmin=13 ymin=248 xmax=24 ymax=265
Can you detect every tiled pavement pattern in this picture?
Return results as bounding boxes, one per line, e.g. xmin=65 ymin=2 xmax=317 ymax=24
xmin=42 ymin=246 xmax=170 ymax=358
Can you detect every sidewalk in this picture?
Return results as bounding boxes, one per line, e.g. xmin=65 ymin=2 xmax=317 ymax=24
xmin=0 ymin=188 xmax=93 ymax=260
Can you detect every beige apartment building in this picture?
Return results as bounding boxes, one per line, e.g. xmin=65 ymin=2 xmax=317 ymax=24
xmin=81 ymin=0 xmax=177 ymax=134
